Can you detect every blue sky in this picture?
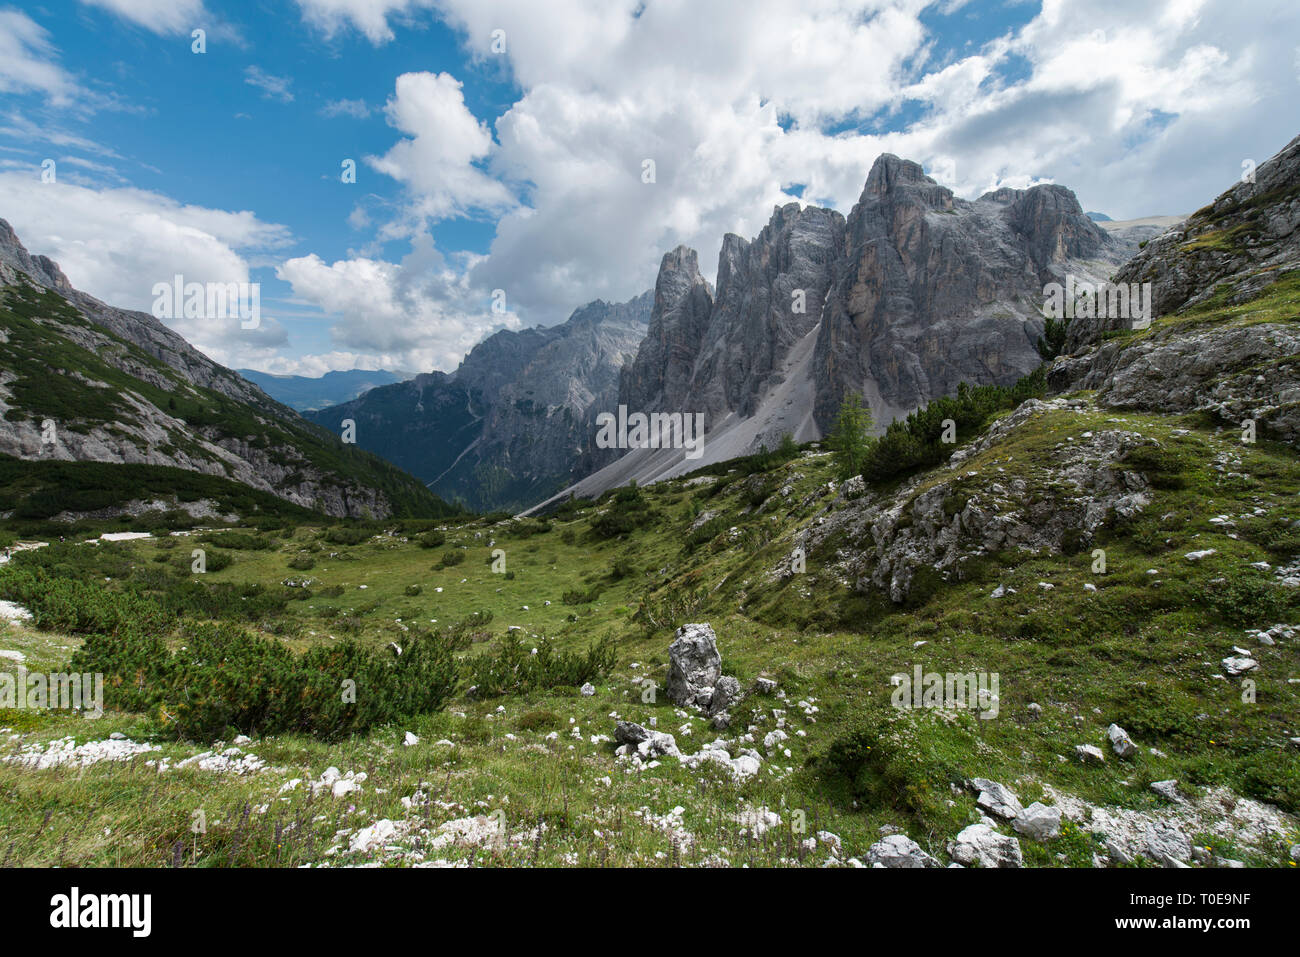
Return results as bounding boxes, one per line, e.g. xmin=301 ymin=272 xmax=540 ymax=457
xmin=1 ymin=0 xmax=1297 ymax=376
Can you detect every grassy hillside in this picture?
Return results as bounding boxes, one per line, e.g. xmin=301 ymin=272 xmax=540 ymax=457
xmin=0 ymin=282 xmax=460 ymax=520
xmin=1 ymin=387 xmax=1297 ymax=866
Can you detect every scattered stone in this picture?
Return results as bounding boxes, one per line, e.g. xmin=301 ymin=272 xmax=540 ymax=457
xmin=1150 ymin=780 xmax=1184 ymax=804
xmin=580 ymin=682 xmax=595 ymax=697
xmin=348 ymin=819 xmax=405 ymax=855
xmin=1222 ymin=656 xmax=1257 ymax=676
xmin=865 ymin=834 xmax=939 ymax=868
xmin=763 ymin=729 xmax=789 ymax=753
xmin=1184 ymin=549 xmax=1217 ymax=562
xmin=1143 ymin=822 xmax=1192 ymax=866
xmin=1075 ymin=744 xmax=1105 ymax=764
xmin=971 ymin=778 xmax=1022 ymax=820
xmin=710 ymin=675 xmax=742 ymax=716
xmin=614 ymin=721 xmax=679 ymax=759
xmin=403 ymin=731 xmax=419 ymax=747
xmin=1013 ymin=802 xmax=1062 ymax=841
xmin=1107 ymin=723 xmax=1137 ymax=758
xmin=947 ymin=824 xmax=1023 ymax=868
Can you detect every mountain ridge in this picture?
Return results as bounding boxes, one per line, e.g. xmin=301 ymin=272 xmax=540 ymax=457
xmin=0 ymin=220 xmax=456 ymax=520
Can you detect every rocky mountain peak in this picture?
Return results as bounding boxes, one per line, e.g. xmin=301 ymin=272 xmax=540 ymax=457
xmin=978 ymin=186 xmax=1023 ymax=204
xmin=617 ymin=244 xmax=715 ymax=417
xmin=863 ymin=154 xmax=954 ymax=211
xmin=1006 ymin=184 xmax=1106 ymax=266
xmin=0 ymin=217 xmax=74 ymax=294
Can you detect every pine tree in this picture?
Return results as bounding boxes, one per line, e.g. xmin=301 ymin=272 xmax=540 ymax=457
xmin=828 ymin=392 xmax=873 ymax=480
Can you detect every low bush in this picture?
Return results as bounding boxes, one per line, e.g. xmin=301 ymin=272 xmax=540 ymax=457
xmin=417 ymin=530 xmax=446 ymax=549
xmin=463 ymin=632 xmax=616 ymax=698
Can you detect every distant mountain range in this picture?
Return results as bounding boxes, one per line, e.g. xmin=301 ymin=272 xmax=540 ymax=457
xmin=314 ymin=153 xmax=1178 ymax=515
xmin=0 ymin=148 xmax=1192 ymax=521
xmin=309 ymin=295 xmax=650 ymax=512
xmin=534 ymin=155 xmax=1172 ymax=507
xmin=237 ymin=368 xmax=407 ymax=412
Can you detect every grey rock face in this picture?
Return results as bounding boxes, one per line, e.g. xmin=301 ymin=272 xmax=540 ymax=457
xmin=313 ymin=292 xmax=651 ymax=512
xmin=1050 ymin=321 xmax=1300 ymax=446
xmin=1069 ymin=132 xmax=1300 ymax=350
xmin=665 ymin=623 xmax=723 ymax=708
xmin=947 ymin=823 xmax=1024 ymax=868
xmin=796 ymin=397 xmax=1151 ymax=603
xmin=688 ymin=204 xmax=844 ymax=431
xmin=1013 ymin=803 xmax=1062 ymax=841
xmin=812 ymin=154 xmax=1119 ymax=431
xmin=618 ymin=246 xmax=714 ymax=420
xmin=1049 ymin=134 xmax=1300 ymax=448
xmin=865 ymin=834 xmax=939 ymax=868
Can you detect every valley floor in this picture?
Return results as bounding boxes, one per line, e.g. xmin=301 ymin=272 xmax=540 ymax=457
xmin=1 ymin=395 xmax=1299 ymax=867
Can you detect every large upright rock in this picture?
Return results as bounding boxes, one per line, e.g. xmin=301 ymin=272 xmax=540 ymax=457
xmin=665 ymin=623 xmax=722 ymax=708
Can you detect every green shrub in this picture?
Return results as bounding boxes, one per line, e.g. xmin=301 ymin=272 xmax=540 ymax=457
xmin=1120 ymin=443 xmax=1188 ymax=490
xmin=562 ymin=585 xmax=601 ymax=605
xmin=813 ymin=709 xmax=974 ymax=834
xmin=69 ymin=618 xmax=459 ymax=741
xmin=202 ymin=531 xmax=270 ymax=550
xmin=439 ymin=549 xmax=465 ymax=568
xmin=287 ymin=553 xmax=316 ymax=571
xmin=324 ymin=526 xmax=370 ymax=546
xmin=861 ymin=368 xmax=1046 ymax=485
xmin=591 ymin=483 xmax=655 ymax=539
xmin=0 ymin=567 xmax=169 ymax=636
xmin=417 ymin=530 xmax=446 ymax=549
xmin=464 ymin=633 xmax=616 ymax=698
xmin=1201 ymin=571 xmax=1296 ymax=626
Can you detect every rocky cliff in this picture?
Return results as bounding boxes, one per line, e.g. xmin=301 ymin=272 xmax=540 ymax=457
xmin=540 ymin=153 xmax=1146 ymax=508
xmin=1051 ymin=132 xmax=1300 ymax=443
xmin=812 ymin=155 xmax=1120 ymax=429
